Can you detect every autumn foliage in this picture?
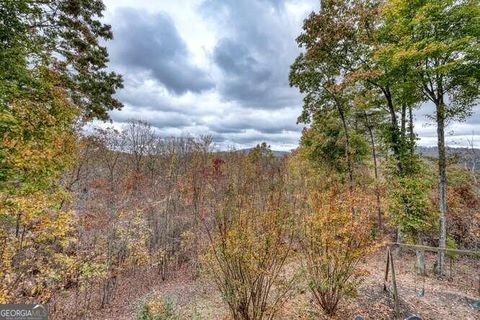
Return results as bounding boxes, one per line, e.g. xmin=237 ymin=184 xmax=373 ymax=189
xmin=203 ymin=151 xmax=296 ymax=320
xmin=0 ymin=87 xmax=78 ymax=303
xmin=1 ymin=0 xmax=480 ymax=318
xmin=301 ymin=186 xmax=375 ymax=315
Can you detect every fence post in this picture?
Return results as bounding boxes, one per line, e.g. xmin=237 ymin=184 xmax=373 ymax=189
xmin=384 ymin=247 xmax=390 ymax=292
xmin=384 ymin=246 xmax=400 ymax=319
xmin=390 ymin=248 xmax=400 ymax=319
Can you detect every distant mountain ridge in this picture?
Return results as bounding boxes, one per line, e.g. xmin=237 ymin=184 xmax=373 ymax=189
xmin=417 ymin=146 xmax=479 ymax=170
xmin=232 ymin=148 xmax=291 ymax=157
xmin=226 ymin=146 xmax=479 ymax=162
xmin=416 ymin=146 xmax=480 ymax=158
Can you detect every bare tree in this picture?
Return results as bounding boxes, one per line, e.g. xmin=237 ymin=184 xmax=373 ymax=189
xmin=123 ymin=120 xmax=156 ymax=173
xmin=465 ymin=133 xmax=478 ymax=184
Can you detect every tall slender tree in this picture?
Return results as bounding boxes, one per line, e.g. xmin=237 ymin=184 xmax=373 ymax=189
xmin=290 ymin=0 xmax=366 ymax=192
xmin=379 ymin=0 xmax=480 ymax=274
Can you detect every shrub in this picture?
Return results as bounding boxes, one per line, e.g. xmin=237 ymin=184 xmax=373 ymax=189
xmin=203 ymin=155 xmax=295 ymax=320
xmin=136 ymin=293 xmax=179 ymax=320
xmin=387 ymin=174 xmax=436 ymax=240
xmin=445 ymin=165 xmax=480 ymax=249
xmin=205 ymin=205 xmax=295 ymax=320
xmin=301 ymin=187 xmax=374 ymax=315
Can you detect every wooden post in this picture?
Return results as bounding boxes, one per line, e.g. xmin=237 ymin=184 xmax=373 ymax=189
xmin=384 ymin=246 xmax=400 ymax=319
xmin=390 ymin=248 xmax=400 ymax=318
xmin=384 ymin=247 xmax=391 ymax=292
xmin=477 ymin=260 xmax=480 ymax=296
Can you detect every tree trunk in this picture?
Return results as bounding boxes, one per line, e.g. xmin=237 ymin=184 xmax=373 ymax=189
xmin=337 ymin=103 xmax=354 ymax=194
xmin=436 ymin=100 xmax=447 ymax=275
xmin=416 ymin=236 xmax=426 ymax=276
xmin=364 ymin=111 xmax=382 ymax=230
xmin=382 ymin=87 xmax=404 ymax=254
xmin=381 ymin=87 xmax=403 ymax=175
xmin=15 ymin=213 xmax=21 ymax=238
xmin=401 ymin=104 xmax=407 ymax=139
xmin=408 ymin=105 xmax=415 ymax=155
xmin=395 ymin=226 xmax=402 ymax=256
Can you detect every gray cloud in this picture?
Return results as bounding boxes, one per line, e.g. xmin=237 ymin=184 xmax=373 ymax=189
xmin=101 ymin=1 xmax=478 ymax=150
xmin=110 ymin=107 xmax=192 ymax=129
xmin=108 ymin=8 xmax=214 ymax=95
xmin=215 ymin=129 xmax=301 ymax=150
xmin=98 ymin=0 xmax=317 ymax=150
xmin=212 ymin=39 xmax=274 ymax=105
xmin=208 ymin=107 xmax=301 ymax=134
xmin=202 ymin=0 xmax=307 ymax=109
xmin=108 ymin=104 xmax=302 ymax=136
xmin=115 ymin=85 xmax=179 ymax=113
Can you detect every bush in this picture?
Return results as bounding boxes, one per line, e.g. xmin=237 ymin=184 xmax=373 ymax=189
xmin=205 ymin=205 xmax=295 ymax=320
xmin=203 ymin=154 xmax=295 ymax=320
xmin=445 ymin=165 xmax=480 ymax=249
xmin=301 ymin=187 xmax=374 ymax=315
xmin=136 ymin=293 xmax=179 ymax=320
xmin=387 ymin=173 xmax=436 ymax=239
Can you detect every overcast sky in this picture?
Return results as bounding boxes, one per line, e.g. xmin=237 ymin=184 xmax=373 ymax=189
xmin=100 ymin=0 xmax=480 ymax=151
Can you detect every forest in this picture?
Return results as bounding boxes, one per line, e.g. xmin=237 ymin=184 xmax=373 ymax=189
xmin=0 ymin=0 xmax=479 ymax=319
